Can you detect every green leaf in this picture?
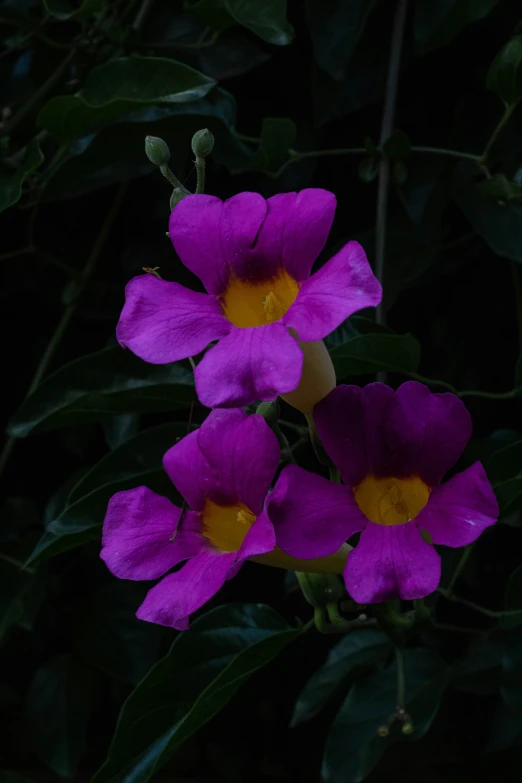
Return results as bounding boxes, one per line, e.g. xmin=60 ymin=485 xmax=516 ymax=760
xmin=42 ymin=0 xmax=104 ymax=19
xmin=26 ymin=422 xmax=188 ymax=565
xmin=102 ymin=414 xmax=139 ymax=450
xmin=291 ymin=630 xmax=392 ymax=726
xmin=189 ymin=0 xmax=294 ymax=46
xmin=305 ymin=0 xmax=376 ymax=81
xmin=245 ymin=117 xmax=296 ymax=173
xmin=322 ymin=648 xmax=448 ymax=783
xmin=500 ymin=565 xmax=522 ymax=629
xmin=487 ymin=35 xmax=522 ymax=106
xmin=329 ymin=332 xmax=421 ymax=379
xmin=26 ymin=655 xmax=97 ymax=779
xmin=452 ymin=162 xmax=522 ymax=263
xmin=477 ymin=174 xmax=522 ymax=205
xmin=0 ymin=137 xmax=43 ymax=214
xmin=358 ymin=157 xmax=379 ymax=184
xmin=74 ymin=583 xmax=162 ymax=685
xmin=92 ymin=604 xmax=301 ymax=783
xmin=8 ymin=347 xmax=194 ymax=437
xmin=0 ymin=558 xmax=36 ymax=644
xmin=414 ymin=0 xmax=501 ymax=54
xmin=484 ymin=439 xmax=522 ymax=485
xmin=38 ymin=57 xmax=216 ymax=143
xmin=0 ymin=774 xmax=35 ymax=783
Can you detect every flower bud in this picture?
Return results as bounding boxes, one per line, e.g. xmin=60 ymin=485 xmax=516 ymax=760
xmin=401 ymin=722 xmax=414 ymax=735
xmin=295 ymin=572 xmax=346 ymax=608
xmin=377 ymin=725 xmax=390 ymax=738
xmin=281 ymin=339 xmax=336 ymax=415
xmin=191 ymin=128 xmax=214 ymax=158
xmin=145 ymin=136 xmax=171 ymax=166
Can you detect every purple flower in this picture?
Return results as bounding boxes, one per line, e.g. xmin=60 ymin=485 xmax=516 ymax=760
xmin=116 ymin=190 xmax=381 ymax=409
xmin=101 ymin=409 xmax=280 ymax=630
xmin=267 ymin=382 xmax=499 ymax=604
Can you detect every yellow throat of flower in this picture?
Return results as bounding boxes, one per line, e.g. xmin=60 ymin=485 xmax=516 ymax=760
xmin=353 ymin=474 xmax=430 ymax=526
xmin=220 ymin=269 xmax=299 ymax=328
xmin=201 ymin=499 xmax=256 ymax=552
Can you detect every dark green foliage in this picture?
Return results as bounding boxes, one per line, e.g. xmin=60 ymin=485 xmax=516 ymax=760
xmin=2 ymin=2 xmax=522 ymax=782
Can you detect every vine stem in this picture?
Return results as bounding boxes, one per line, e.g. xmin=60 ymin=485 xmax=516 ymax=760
xmin=0 ymin=184 xmax=127 ymax=481
xmin=395 ymin=647 xmax=406 ymax=710
xmin=438 ymin=588 xmax=522 ymax=618
xmin=445 ymin=544 xmax=474 ymax=598
xmin=1 ymin=49 xmax=76 ymax=138
xmin=481 ymin=101 xmax=519 ymax=163
xmin=375 ymin=0 xmax=408 ymax=329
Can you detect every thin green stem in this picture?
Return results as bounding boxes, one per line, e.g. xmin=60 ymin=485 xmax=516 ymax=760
xmin=403 ymin=372 xmax=457 ymax=393
xmin=446 ymin=544 xmax=474 ymax=598
xmin=411 ymin=146 xmax=481 ymax=163
xmin=481 ymin=101 xmax=519 ymax=163
xmin=413 ymin=598 xmax=430 ymax=621
xmin=290 ymin=147 xmax=367 ymax=160
xmin=159 ymin=164 xmax=188 ymax=192
xmin=395 ymin=647 xmax=406 ymax=709
xmin=430 ymin=621 xmax=485 ymax=635
xmin=438 ymin=588 xmax=522 ymax=618
xmin=329 ymin=466 xmax=341 ymax=483
xmin=0 ymin=184 xmax=127 ymax=481
xmin=0 ymin=246 xmax=33 ymax=261
xmin=1 ymin=49 xmax=76 ymax=137
xmin=375 ymin=0 xmax=408 ymax=329
xmin=404 ymin=371 xmax=519 ymax=399
xmin=512 ymin=261 xmax=522 ymax=355
xmin=195 ymin=157 xmax=205 ymax=194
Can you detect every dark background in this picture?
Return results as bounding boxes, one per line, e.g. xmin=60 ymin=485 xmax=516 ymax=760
xmin=2 ymin=1 xmax=522 ymax=782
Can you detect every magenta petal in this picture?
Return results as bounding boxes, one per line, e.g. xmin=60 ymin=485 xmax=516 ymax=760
xmin=197 ymin=410 xmax=280 ymax=513
xmin=163 ymin=430 xmax=208 ymax=513
xmin=344 ymin=522 xmax=441 ymax=604
xmin=101 ymin=487 xmax=201 ymax=580
xmin=416 ymin=462 xmax=498 ymax=547
xmin=315 ymin=384 xmax=394 ymax=486
xmin=237 ymin=510 xmax=276 ymax=561
xmin=382 ymin=381 xmax=472 ymax=484
xmin=194 ymin=323 xmax=303 ymax=408
xmin=283 ymin=241 xmax=382 ymax=342
xmin=169 ymin=195 xmax=228 ymax=295
xmin=136 ymin=549 xmax=236 ymax=630
xmin=222 ymin=192 xmax=269 ymax=279
xmin=116 ymin=274 xmax=230 ymax=364
xmin=253 ymin=189 xmax=336 ymax=282
xmin=267 ymin=465 xmax=366 ymax=559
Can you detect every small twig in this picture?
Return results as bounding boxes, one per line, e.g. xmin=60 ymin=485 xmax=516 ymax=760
xmin=438 ymin=588 xmax=522 ymax=618
xmin=481 ymin=101 xmax=519 ymax=163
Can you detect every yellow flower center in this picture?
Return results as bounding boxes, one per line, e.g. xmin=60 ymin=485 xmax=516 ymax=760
xmin=201 ymin=499 xmax=256 ymax=552
xmin=353 ymin=475 xmax=430 ymax=526
xmin=220 ymin=269 xmax=299 ymax=328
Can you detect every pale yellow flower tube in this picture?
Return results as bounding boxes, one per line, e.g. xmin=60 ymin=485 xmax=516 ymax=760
xmin=280 ymin=338 xmax=336 ymax=415
xmin=251 ymin=542 xmax=351 ymax=574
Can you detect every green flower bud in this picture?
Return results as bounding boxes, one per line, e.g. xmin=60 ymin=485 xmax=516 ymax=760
xmin=358 ymin=157 xmax=379 ymax=184
xmin=377 ymin=725 xmax=390 ymax=738
xmin=145 ymin=136 xmax=171 ymax=166
xmin=191 ymin=128 xmax=215 ymax=158
xmin=401 ymin=722 xmax=414 ymax=735
xmin=297 ymin=572 xmax=346 ymax=608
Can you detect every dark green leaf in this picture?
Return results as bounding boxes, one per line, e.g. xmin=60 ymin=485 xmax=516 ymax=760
xmin=484 ymin=439 xmax=522 ymax=485
xmin=0 ymin=774 xmax=35 ymax=783
xmin=42 ymin=0 xmax=104 ymax=19
xmin=477 ymin=174 xmax=522 ymax=204
xmin=103 ymin=414 xmax=139 ymax=450
xmin=74 ymin=583 xmax=162 ymax=685
xmin=452 ymin=162 xmax=522 ymax=263
xmin=8 ymin=347 xmax=194 ymax=437
xmin=0 ymin=558 xmax=36 ymax=644
xmin=500 ymin=565 xmax=522 ymax=629
xmin=0 ymin=137 xmax=43 ymax=214
xmin=38 ymin=57 xmax=216 ymax=143
xmin=358 ymin=157 xmax=379 ymax=184
xmin=189 ymin=0 xmax=294 ymax=46
xmin=493 ymin=477 xmax=522 ymax=520
xmin=291 ymin=630 xmax=391 ymax=726
xmin=414 ymin=0 xmax=501 ymax=54
xmin=329 ymin=332 xmax=421 ymax=379
xmin=486 ymin=35 xmax=522 ymax=106
xmin=245 ymin=117 xmax=296 ymax=173
xmin=92 ymin=604 xmax=301 ymax=783
xmin=26 ymin=422 xmax=188 ymax=565
xmin=305 ymin=0 xmax=376 ymax=81
xmin=26 ymin=655 xmax=97 ymax=779
xmin=323 ymin=648 xmax=448 ymax=783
